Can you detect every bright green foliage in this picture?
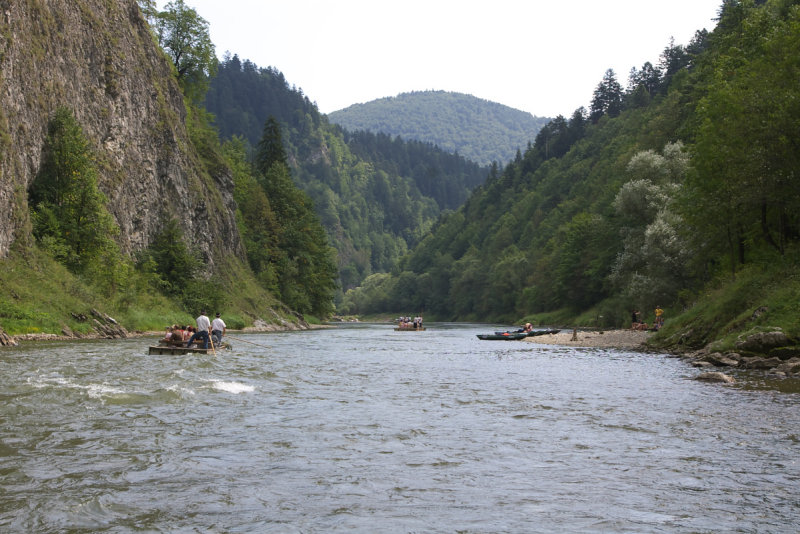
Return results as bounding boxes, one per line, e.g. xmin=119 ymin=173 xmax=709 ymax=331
xmin=29 ymin=107 xmax=120 ymax=278
xmin=153 ymin=0 xmax=217 ymax=101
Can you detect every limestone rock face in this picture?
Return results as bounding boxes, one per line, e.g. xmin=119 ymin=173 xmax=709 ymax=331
xmin=0 ymin=0 xmax=243 ymax=270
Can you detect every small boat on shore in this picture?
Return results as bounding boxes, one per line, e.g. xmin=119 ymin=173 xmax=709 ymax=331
xmin=477 ymin=332 xmax=527 ymax=341
xmin=494 ymin=329 xmax=562 ymax=337
xmin=526 ymin=328 xmax=561 ymax=337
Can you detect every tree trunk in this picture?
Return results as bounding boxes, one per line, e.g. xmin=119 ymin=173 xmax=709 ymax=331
xmin=761 ymin=201 xmax=780 ymax=252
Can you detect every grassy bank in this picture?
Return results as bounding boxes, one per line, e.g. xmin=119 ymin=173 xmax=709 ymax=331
xmin=650 ymin=253 xmax=800 ymax=353
xmin=0 ymin=245 xmax=303 ymax=336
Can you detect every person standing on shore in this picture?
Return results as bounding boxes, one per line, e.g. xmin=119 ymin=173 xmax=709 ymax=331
xmin=211 ymin=313 xmax=226 ymax=346
xmin=186 ymin=310 xmax=211 ymax=349
xmin=654 ymin=305 xmax=664 ymax=330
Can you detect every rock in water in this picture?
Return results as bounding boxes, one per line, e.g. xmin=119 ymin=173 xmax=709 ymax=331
xmin=695 ymin=372 xmax=735 ymax=384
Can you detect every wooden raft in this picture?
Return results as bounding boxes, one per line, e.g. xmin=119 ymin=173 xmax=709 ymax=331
xmin=148 ymin=340 xmax=215 ymax=355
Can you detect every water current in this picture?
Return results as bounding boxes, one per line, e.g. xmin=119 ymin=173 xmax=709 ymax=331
xmin=2 ymin=323 xmax=800 ymax=532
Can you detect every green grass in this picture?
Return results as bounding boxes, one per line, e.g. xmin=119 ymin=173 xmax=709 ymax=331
xmin=650 ymin=248 xmax=800 ymax=352
xmin=0 ymin=244 xmax=306 ymax=336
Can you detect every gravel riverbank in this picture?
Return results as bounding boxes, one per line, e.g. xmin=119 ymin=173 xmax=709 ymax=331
xmin=524 ymin=329 xmax=653 ymax=350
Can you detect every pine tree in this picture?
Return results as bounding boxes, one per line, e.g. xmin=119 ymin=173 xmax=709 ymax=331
xmin=29 ymin=107 xmax=119 ymax=274
xmin=589 ymin=69 xmax=623 ymax=122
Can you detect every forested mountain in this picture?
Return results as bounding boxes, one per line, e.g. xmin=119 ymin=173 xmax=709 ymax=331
xmin=342 ymin=0 xmax=800 ymax=352
xmin=328 ymin=91 xmax=551 ymax=165
xmin=204 ymin=56 xmax=490 ymax=294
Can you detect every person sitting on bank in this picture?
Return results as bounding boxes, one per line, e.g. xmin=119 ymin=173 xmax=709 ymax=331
xmin=211 ymin=313 xmax=226 ymax=346
xmin=186 ymin=310 xmax=211 ymax=349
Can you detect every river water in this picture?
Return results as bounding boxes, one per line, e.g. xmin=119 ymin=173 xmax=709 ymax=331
xmin=2 ymin=323 xmax=800 ymax=532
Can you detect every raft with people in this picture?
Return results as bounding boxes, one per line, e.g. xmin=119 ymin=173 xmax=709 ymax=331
xmin=147 ymin=321 xmax=230 ymax=355
xmin=395 ymin=315 xmax=425 ymax=331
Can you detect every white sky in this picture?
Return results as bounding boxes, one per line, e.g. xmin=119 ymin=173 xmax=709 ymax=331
xmin=163 ymin=0 xmax=722 ymax=118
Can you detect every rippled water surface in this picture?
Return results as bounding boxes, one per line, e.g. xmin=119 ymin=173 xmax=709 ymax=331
xmin=2 ymin=323 xmax=800 ymax=532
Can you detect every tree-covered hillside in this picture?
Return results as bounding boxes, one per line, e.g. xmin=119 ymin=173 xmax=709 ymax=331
xmin=204 ymin=57 xmax=490 ymax=295
xmin=328 ymin=91 xmax=551 ymax=165
xmin=341 ymin=0 xmax=800 ymax=351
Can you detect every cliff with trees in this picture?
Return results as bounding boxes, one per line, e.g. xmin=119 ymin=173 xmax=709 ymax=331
xmin=0 ymin=0 xmax=336 ymax=336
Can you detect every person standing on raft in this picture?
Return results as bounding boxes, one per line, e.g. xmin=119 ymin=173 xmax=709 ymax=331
xmin=186 ymin=310 xmax=211 ymax=349
xmin=211 ymin=313 xmax=226 ymax=346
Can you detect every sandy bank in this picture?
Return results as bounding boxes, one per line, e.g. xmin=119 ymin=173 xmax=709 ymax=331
xmin=525 ymin=329 xmax=653 ymax=350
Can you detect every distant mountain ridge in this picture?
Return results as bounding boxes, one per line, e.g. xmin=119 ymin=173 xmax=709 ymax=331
xmin=328 ymin=91 xmax=551 ymax=165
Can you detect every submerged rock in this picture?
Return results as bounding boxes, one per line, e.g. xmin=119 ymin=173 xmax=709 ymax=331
xmin=695 ymin=372 xmax=735 ymax=384
xmin=704 ymin=352 xmax=739 ymax=367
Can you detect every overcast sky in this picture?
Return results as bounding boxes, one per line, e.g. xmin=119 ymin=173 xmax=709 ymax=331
xmin=162 ymin=0 xmax=722 ymax=118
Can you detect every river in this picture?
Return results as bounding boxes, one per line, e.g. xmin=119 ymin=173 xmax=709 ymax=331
xmin=1 ymin=323 xmax=799 ymax=532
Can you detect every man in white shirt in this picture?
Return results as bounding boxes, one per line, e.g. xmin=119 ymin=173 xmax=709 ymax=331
xmin=211 ymin=313 xmax=226 ymax=346
xmin=186 ymin=310 xmax=211 ymax=349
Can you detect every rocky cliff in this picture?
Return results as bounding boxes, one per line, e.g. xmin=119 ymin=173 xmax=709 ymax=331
xmin=0 ymin=0 xmax=243 ymax=269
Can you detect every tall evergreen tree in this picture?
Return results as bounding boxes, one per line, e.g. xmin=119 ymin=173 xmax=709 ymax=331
xmin=589 ymin=69 xmax=623 ymax=122
xmin=253 ymin=117 xmax=337 ymax=317
xmin=255 ymin=117 xmax=288 ymax=171
xmin=29 ymin=107 xmax=119 ymax=275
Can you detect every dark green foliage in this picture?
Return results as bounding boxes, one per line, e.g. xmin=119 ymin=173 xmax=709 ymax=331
xmin=141 ymin=218 xmax=201 ymax=294
xmin=204 ymin=56 xmax=488 ymax=295
xmin=29 ymin=107 xmax=120 ymax=276
xmin=685 ymin=0 xmax=800 ymax=273
xmin=135 ymin=218 xmax=223 ymax=313
xmin=328 ymin=90 xmax=551 ymax=165
xmin=223 ymin=137 xmax=280 ymax=292
xmin=253 ymin=118 xmax=337 ymax=317
xmin=590 ymin=69 xmax=623 ymax=122
xmin=341 ymin=130 xmax=488 ymax=211
xmin=205 ymin=55 xmax=318 ymax=147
